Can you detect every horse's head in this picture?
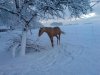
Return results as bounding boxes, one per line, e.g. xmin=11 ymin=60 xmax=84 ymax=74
xmin=38 ymin=27 xmax=45 ymax=37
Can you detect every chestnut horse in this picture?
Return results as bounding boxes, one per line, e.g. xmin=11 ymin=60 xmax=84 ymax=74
xmin=38 ymin=27 xmax=65 ymax=47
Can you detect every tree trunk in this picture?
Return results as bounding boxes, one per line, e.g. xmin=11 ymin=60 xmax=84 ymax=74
xmin=20 ymin=29 xmax=27 ymax=56
xmin=12 ymin=43 xmax=19 ymax=58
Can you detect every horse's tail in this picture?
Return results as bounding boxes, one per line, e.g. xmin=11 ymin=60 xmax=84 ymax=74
xmin=61 ymin=31 xmax=65 ymax=34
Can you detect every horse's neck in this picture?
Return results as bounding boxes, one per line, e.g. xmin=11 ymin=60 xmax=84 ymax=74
xmin=42 ymin=29 xmax=49 ymax=36
xmin=43 ymin=30 xmax=48 ymax=34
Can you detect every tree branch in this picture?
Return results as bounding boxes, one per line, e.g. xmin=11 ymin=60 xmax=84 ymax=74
xmin=0 ymin=6 xmax=31 ymax=26
xmin=29 ymin=13 xmax=37 ymax=24
xmin=15 ymin=0 xmax=20 ymax=10
xmin=0 ymin=7 xmax=18 ymax=16
xmin=90 ymin=1 xmax=100 ymax=7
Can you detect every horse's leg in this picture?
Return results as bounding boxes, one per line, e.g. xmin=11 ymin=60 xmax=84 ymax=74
xmin=50 ymin=37 xmax=54 ymax=47
xmin=58 ymin=34 xmax=60 ymax=45
xmin=56 ymin=35 xmax=59 ymax=45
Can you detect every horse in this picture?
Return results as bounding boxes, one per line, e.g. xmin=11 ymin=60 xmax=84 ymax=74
xmin=38 ymin=27 xmax=65 ymax=47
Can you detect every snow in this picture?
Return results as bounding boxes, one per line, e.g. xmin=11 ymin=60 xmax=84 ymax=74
xmin=0 ymin=20 xmax=100 ymax=75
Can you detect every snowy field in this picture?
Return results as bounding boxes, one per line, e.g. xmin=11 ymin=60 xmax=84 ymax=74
xmin=0 ymin=20 xmax=100 ymax=75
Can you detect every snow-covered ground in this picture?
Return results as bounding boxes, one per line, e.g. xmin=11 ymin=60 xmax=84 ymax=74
xmin=0 ymin=20 xmax=100 ymax=75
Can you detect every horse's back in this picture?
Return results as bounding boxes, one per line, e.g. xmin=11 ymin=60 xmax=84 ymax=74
xmin=53 ymin=27 xmax=61 ymax=33
xmin=54 ymin=27 xmax=60 ymax=29
xmin=42 ymin=27 xmax=62 ymax=35
xmin=44 ymin=27 xmax=60 ymax=30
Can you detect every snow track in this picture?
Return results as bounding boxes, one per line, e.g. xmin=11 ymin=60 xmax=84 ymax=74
xmin=0 ymin=41 xmax=85 ymax=75
xmin=0 ymin=23 xmax=100 ymax=75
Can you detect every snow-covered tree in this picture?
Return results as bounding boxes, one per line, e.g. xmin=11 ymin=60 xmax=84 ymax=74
xmin=0 ymin=0 xmax=93 ymax=56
